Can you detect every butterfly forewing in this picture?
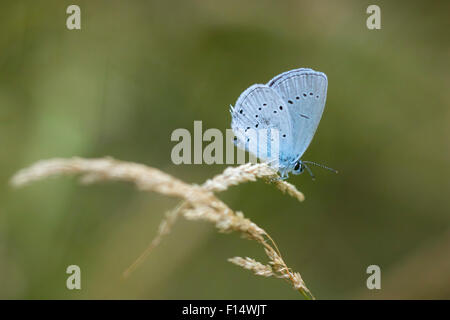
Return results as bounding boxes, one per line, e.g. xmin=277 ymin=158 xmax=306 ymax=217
xmin=268 ymin=69 xmax=328 ymax=162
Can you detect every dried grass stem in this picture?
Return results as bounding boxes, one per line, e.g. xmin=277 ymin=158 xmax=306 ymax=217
xmin=11 ymin=157 xmax=312 ymax=299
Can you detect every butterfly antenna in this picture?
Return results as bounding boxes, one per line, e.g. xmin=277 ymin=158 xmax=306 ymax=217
xmin=303 ymin=161 xmax=338 ymax=174
xmin=303 ymin=163 xmax=316 ymax=181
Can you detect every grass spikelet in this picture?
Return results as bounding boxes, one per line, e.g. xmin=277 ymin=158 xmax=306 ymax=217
xmin=183 ymin=207 xmax=266 ymax=241
xmin=272 ymin=180 xmax=305 ymax=202
xmin=203 ymin=163 xmax=305 ymax=202
xmin=228 ymin=257 xmax=274 ymax=277
xmin=203 ymin=163 xmax=277 ymax=192
xmin=11 ymin=157 xmax=200 ymax=200
xmin=11 ymin=157 xmax=314 ymax=299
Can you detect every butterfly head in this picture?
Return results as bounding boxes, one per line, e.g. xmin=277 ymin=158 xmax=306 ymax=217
xmin=292 ymin=160 xmax=339 ymax=180
xmin=292 ymin=161 xmax=305 ymax=175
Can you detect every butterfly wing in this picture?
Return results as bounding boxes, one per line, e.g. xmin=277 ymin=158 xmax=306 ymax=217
xmin=268 ymin=68 xmax=328 ymax=162
xmin=230 ymin=84 xmax=294 ymax=168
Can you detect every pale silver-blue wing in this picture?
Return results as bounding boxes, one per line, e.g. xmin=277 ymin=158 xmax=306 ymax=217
xmin=268 ymin=68 xmax=327 ymax=162
xmin=230 ymin=84 xmax=293 ymax=166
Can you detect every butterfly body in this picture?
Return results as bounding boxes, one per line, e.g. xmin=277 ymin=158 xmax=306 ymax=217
xmin=230 ymin=68 xmax=328 ymax=179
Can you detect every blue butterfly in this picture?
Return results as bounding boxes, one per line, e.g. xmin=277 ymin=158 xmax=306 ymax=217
xmin=230 ymin=68 xmax=336 ymax=179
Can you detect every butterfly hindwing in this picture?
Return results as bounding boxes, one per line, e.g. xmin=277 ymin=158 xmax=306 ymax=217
xmin=268 ymin=68 xmax=328 ymax=162
xmin=231 ymin=84 xmax=293 ymax=166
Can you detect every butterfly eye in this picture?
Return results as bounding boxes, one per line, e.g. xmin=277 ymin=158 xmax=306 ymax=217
xmin=294 ymin=162 xmax=300 ymax=171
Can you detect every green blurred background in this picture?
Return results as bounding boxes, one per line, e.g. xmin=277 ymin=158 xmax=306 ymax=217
xmin=1 ymin=0 xmax=449 ymax=299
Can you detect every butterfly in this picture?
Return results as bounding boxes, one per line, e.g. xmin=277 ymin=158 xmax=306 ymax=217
xmin=230 ymin=68 xmax=336 ymax=179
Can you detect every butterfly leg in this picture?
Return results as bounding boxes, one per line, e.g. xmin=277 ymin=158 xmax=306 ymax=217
xmin=270 ymin=176 xmax=288 ymax=182
xmin=272 ymin=171 xmax=289 ymax=181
